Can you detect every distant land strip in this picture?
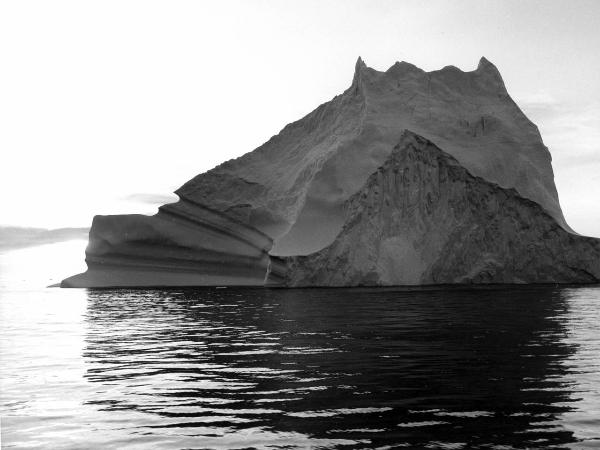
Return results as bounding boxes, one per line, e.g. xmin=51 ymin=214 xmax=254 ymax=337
xmin=0 ymin=226 xmax=89 ymax=250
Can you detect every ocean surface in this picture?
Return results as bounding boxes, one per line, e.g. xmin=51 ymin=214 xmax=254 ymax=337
xmin=1 ymin=241 xmax=599 ymax=449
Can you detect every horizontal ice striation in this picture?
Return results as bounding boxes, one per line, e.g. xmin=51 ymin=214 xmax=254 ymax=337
xmin=280 ymin=131 xmax=600 ymax=286
xmin=61 ymin=196 xmax=286 ymax=287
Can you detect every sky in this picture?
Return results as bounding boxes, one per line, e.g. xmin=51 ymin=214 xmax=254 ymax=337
xmin=1 ymin=0 xmax=599 ymax=236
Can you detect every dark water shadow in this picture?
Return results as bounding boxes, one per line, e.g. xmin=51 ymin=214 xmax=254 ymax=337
xmin=82 ymin=286 xmax=584 ymax=448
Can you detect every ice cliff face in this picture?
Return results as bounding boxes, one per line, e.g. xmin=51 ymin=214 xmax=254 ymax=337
xmin=64 ymin=203 xmax=277 ymax=287
xmin=62 ymin=57 xmax=599 ymax=288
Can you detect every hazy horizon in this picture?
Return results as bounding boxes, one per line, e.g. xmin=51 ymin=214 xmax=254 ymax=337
xmin=2 ymin=0 xmax=599 ymax=236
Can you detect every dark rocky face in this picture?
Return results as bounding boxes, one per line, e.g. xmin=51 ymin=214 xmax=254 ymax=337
xmin=281 ymin=132 xmax=600 ymax=286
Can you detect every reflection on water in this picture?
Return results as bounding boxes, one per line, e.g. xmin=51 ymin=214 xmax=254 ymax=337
xmin=2 ymin=276 xmax=600 ymax=448
xmin=80 ymin=287 xmax=600 ymax=449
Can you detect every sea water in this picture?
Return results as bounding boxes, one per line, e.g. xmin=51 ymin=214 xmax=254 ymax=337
xmin=1 ymin=242 xmax=599 ymax=449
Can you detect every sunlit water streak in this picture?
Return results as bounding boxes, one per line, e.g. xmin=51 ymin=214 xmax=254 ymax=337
xmin=1 ymin=242 xmax=600 ymax=449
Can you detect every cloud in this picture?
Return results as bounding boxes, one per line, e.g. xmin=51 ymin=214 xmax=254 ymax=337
xmin=518 ymin=97 xmax=600 ymax=165
xmin=517 ymin=92 xmax=560 ymax=110
xmin=122 ymin=193 xmax=179 ymax=205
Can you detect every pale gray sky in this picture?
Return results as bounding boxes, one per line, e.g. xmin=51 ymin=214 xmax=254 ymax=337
xmin=1 ymin=0 xmax=599 ymax=236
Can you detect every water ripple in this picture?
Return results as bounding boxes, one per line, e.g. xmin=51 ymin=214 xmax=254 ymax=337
xmin=2 ymin=284 xmax=600 ymax=448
